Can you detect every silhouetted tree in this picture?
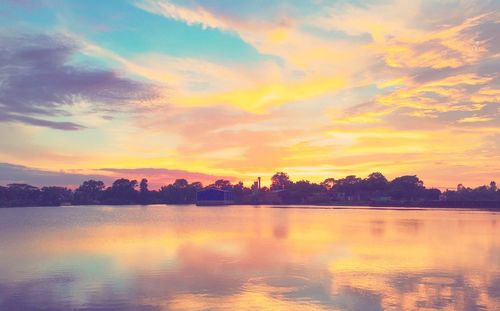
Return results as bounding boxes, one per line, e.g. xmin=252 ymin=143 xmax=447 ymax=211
xmin=212 ymin=179 xmax=232 ymax=190
xmin=173 ymin=179 xmax=188 ymax=189
xmin=139 ymin=178 xmax=150 ymax=204
xmin=2 ymin=172 xmax=499 ymax=208
xmin=334 ymin=175 xmax=363 ymax=200
xmin=321 ymin=178 xmax=336 ymax=190
xmin=103 ymin=179 xmax=138 ymax=204
xmin=40 ymin=186 xmax=72 ymax=206
xmin=354 ymin=172 xmax=390 ymax=200
xmin=190 ymin=182 xmax=203 ymax=190
xmin=140 ymin=178 xmax=149 ymax=193
xmin=3 ymin=184 xmax=40 ymax=207
xmin=422 ymin=188 xmax=441 ymax=201
xmin=288 ymin=180 xmax=325 ymax=204
xmin=0 ymin=186 xmax=6 ymax=207
xmin=271 ymin=172 xmax=291 ymax=190
xmin=232 ymin=181 xmax=253 ymax=203
xmin=363 ymin=172 xmax=389 ymax=192
xmin=389 ymin=175 xmax=424 ymax=201
xmin=159 ymin=179 xmax=198 ymax=204
xmin=74 ymin=180 xmax=105 ymax=205
xmin=445 ymin=181 xmax=499 ymax=202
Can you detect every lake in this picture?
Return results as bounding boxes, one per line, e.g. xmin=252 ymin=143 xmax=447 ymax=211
xmin=0 ymin=205 xmax=499 ymax=310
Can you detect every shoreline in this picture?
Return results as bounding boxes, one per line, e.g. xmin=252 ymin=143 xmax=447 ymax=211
xmin=1 ymin=202 xmax=500 ymax=211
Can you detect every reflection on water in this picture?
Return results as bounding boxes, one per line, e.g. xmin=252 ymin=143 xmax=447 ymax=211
xmin=0 ymin=205 xmax=499 ymax=310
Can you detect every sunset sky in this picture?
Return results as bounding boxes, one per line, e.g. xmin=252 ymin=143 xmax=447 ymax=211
xmin=0 ymin=0 xmax=499 ymax=189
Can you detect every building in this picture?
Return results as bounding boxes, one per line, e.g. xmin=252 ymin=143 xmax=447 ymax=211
xmin=196 ymin=188 xmax=234 ymax=206
xmin=252 ymin=176 xmax=262 ymax=193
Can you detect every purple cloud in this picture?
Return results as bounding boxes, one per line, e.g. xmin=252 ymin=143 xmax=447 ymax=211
xmin=0 ymin=33 xmax=156 ymax=130
xmin=0 ymin=163 xmax=236 ymax=189
xmin=99 ymin=168 xmax=236 ymax=188
xmin=0 ymin=163 xmax=114 ymax=188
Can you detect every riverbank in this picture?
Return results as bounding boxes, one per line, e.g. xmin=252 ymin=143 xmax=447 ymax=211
xmin=2 ymin=200 xmax=500 ymax=210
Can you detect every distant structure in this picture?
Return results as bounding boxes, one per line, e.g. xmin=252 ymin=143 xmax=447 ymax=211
xmin=252 ymin=177 xmax=261 ymax=192
xmin=196 ymin=187 xmax=234 ymax=206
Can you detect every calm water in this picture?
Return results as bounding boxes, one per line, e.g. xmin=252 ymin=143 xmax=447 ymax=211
xmin=0 ymin=205 xmax=499 ymax=310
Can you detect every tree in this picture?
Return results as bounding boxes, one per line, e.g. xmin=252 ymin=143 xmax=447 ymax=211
xmin=40 ymin=186 xmax=72 ymax=206
xmin=490 ymin=181 xmax=497 ymax=192
xmin=112 ymin=178 xmax=138 ymax=190
xmin=334 ymin=175 xmax=363 ymax=199
xmin=3 ymin=184 xmax=40 ymax=207
xmin=231 ymin=181 xmax=250 ymax=203
xmin=389 ymin=175 xmax=424 ymax=201
xmin=0 ymin=186 xmax=6 ymax=207
xmin=140 ymin=178 xmax=149 ymax=193
xmin=1 ymin=171 xmax=497 ymax=207
xmin=139 ymin=178 xmax=150 ymax=204
xmin=321 ymin=178 xmax=336 ymax=190
xmin=212 ymin=179 xmax=232 ymax=190
xmin=422 ymin=188 xmax=441 ymax=201
xmin=74 ymin=180 xmax=105 ymax=205
xmin=173 ymin=179 xmax=188 ymax=189
xmin=271 ymin=172 xmax=291 ymax=190
xmin=190 ymin=182 xmax=203 ymax=190
xmin=159 ymin=179 xmax=200 ymax=204
xmin=363 ymin=172 xmax=389 ymax=192
xmin=289 ymin=180 xmax=325 ymax=203
xmin=103 ymin=179 xmax=138 ymax=204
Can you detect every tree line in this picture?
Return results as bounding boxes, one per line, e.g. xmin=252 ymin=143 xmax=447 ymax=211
xmin=0 ymin=172 xmax=499 ymax=207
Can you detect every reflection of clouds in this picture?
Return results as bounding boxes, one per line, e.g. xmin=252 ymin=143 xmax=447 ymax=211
xmin=0 ymin=274 xmax=77 ymax=310
xmin=0 ymin=273 xmax=159 ymax=310
xmin=490 ymin=277 xmax=500 ymax=299
xmin=0 ymin=206 xmax=499 ymax=309
xmin=332 ymin=272 xmax=500 ymax=310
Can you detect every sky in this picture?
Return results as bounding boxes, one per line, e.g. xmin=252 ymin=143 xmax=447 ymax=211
xmin=0 ymin=0 xmax=499 ymax=189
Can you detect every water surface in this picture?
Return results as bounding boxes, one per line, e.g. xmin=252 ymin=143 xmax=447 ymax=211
xmin=0 ymin=205 xmax=499 ymax=310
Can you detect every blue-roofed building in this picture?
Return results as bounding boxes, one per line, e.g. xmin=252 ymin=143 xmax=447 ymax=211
xmin=196 ymin=188 xmax=234 ymax=206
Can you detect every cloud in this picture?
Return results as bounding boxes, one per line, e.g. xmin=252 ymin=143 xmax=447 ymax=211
xmin=0 ymin=114 xmax=84 ymax=130
xmin=0 ymin=163 xmax=237 ymax=189
xmin=135 ymin=0 xmax=230 ymax=30
xmin=0 ymin=32 xmax=156 ymax=130
xmin=98 ymin=167 xmax=235 ymax=187
xmin=327 ymin=4 xmax=500 ymax=127
xmin=130 ymin=0 xmax=370 ymax=116
xmin=457 ymin=116 xmax=494 ymax=123
xmin=0 ymin=163 xmax=114 ymax=188
xmin=133 ymin=0 xmax=289 ymax=34
xmin=1 ymin=0 xmax=499 ymax=188
xmin=178 ymin=76 xmax=345 ymax=113
xmin=381 ymin=13 xmax=499 ymax=70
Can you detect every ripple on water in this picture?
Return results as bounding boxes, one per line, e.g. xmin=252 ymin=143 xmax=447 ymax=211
xmin=245 ymin=275 xmax=311 ymax=294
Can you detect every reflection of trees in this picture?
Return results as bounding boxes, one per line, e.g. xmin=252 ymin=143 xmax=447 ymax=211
xmin=396 ymin=219 xmax=423 ymax=234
